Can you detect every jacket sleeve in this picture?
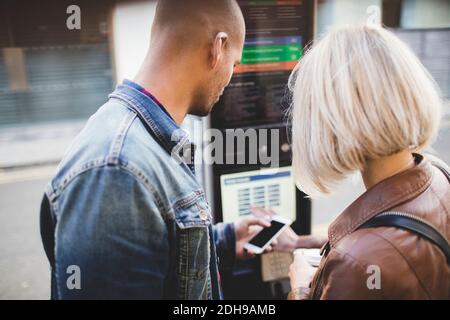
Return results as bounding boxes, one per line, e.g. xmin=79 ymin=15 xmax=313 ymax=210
xmin=314 ymin=249 xmax=384 ymax=300
xmin=53 ymin=166 xmax=170 ymax=299
xmin=213 ymin=222 xmax=236 ymax=272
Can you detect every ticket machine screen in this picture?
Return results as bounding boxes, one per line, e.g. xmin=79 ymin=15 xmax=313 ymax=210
xmin=220 ymin=167 xmax=296 ymax=223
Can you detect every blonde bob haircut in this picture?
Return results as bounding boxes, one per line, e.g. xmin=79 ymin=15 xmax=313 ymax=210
xmin=288 ymin=25 xmax=442 ymax=197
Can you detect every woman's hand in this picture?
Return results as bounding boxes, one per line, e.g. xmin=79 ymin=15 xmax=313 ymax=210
xmin=289 ymin=249 xmax=318 ymax=290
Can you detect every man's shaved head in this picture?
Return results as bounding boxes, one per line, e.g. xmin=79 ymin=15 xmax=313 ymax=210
xmin=152 ymin=0 xmax=245 ymax=48
xmin=144 ymin=0 xmax=246 ymax=117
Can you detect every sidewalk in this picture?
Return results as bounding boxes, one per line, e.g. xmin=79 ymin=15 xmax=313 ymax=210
xmin=0 ymin=120 xmax=86 ymax=169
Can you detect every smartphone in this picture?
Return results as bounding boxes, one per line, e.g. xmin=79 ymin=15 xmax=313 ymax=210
xmin=244 ymin=215 xmax=292 ymax=254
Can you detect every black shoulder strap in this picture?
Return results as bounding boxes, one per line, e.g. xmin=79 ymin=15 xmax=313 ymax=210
xmin=361 ymin=212 xmax=450 ymax=264
xmin=319 ymin=160 xmax=450 ymax=261
xmin=360 ymin=161 xmax=450 ymax=264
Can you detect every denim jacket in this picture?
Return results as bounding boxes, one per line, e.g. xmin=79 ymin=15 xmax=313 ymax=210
xmin=40 ymin=80 xmax=236 ymax=299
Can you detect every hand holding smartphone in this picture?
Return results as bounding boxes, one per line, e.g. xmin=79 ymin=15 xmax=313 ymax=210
xmin=244 ymin=215 xmax=291 ymax=254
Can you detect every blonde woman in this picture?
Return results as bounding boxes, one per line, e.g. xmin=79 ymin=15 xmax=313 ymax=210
xmin=287 ymin=25 xmax=450 ymax=299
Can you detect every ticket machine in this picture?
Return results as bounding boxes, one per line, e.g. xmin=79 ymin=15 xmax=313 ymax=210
xmin=208 ymin=0 xmax=317 ymax=299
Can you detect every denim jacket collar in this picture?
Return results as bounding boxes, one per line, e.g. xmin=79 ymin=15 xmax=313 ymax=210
xmin=108 ymin=80 xmax=189 ymax=155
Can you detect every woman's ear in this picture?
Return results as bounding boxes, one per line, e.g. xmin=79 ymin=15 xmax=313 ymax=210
xmin=210 ymin=32 xmax=229 ymax=69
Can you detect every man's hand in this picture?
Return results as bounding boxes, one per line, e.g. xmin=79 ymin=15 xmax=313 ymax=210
xmin=251 ymin=207 xmax=327 ymax=252
xmin=234 ymin=215 xmax=273 ymax=260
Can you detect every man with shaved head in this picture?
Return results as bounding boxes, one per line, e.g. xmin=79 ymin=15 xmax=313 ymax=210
xmin=136 ymin=0 xmax=246 ymax=120
xmin=40 ymin=0 xmax=272 ymax=299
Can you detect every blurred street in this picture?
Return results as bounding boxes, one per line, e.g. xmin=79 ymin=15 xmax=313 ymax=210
xmin=0 ymin=166 xmax=56 ymax=299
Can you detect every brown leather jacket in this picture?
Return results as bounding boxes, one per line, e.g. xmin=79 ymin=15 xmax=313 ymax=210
xmin=300 ymin=154 xmax=449 ymax=300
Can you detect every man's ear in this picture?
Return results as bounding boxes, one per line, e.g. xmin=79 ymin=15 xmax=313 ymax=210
xmin=211 ymin=32 xmax=228 ymax=69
